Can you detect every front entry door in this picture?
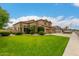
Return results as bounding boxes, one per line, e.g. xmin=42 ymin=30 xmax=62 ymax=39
xmin=24 ymin=28 xmax=30 ymax=34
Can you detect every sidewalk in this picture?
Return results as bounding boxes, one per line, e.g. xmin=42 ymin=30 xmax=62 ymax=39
xmin=63 ymin=32 xmax=79 ymax=56
xmin=46 ymin=33 xmax=71 ymax=37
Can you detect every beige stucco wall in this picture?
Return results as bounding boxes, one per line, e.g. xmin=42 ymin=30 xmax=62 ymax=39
xmin=29 ymin=22 xmax=36 ymax=26
xmin=13 ymin=23 xmax=21 ymax=32
xmin=37 ymin=20 xmax=45 ymax=27
xmin=21 ymin=23 xmax=29 ymax=33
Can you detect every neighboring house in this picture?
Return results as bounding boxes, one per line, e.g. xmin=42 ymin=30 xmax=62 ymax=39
xmin=52 ymin=26 xmax=62 ymax=33
xmin=62 ymin=26 xmax=73 ymax=34
xmin=13 ymin=19 xmax=53 ymax=33
xmin=52 ymin=26 xmax=73 ymax=34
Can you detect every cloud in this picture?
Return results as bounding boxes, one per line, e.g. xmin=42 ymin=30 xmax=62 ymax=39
xmin=73 ymin=3 xmax=79 ymax=7
xmin=56 ymin=17 xmax=79 ymax=29
xmin=8 ymin=16 xmax=79 ymax=29
xmin=8 ymin=16 xmax=57 ymax=27
xmin=55 ymin=16 xmax=64 ymax=21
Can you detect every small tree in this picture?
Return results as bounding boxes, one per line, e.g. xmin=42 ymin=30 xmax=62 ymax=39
xmin=29 ymin=25 xmax=36 ymax=34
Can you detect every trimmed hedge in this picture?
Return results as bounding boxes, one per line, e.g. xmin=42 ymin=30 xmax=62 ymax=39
xmin=0 ymin=31 xmax=11 ymax=36
xmin=38 ymin=31 xmax=45 ymax=35
xmin=15 ymin=32 xmax=23 ymax=35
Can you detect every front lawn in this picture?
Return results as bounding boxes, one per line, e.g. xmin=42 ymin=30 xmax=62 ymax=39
xmin=0 ymin=35 xmax=69 ymax=56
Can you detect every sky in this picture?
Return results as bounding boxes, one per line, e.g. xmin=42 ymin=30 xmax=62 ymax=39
xmin=0 ymin=3 xmax=79 ymax=29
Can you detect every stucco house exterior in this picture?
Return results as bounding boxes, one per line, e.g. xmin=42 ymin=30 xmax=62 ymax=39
xmin=52 ymin=26 xmax=62 ymax=33
xmin=12 ymin=19 xmax=53 ymax=34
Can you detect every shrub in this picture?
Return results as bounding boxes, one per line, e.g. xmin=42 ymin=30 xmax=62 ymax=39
xmin=10 ymin=32 xmax=16 ymax=34
xmin=15 ymin=32 xmax=23 ymax=35
xmin=0 ymin=31 xmax=11 ymax=36
xmin=30 ymin=31 xmax=34 ymax=34
xmin=38 ymin=31 xmax=45 ymax=35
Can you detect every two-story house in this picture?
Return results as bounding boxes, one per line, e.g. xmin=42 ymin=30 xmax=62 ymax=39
xmin=13 ymin=19 xmax=53 ymax=34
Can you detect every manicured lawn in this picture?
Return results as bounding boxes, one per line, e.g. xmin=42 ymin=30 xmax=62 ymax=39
xmin=0 ymin=35 xmax=69 ymax=56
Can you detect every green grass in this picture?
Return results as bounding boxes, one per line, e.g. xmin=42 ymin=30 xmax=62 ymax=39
xmin=0 ymin=35 xmax=69 ymax=56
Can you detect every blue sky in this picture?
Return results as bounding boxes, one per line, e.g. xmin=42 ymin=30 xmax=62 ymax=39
xmin=0 ymin=3 xmax=79 ymax=18
xmin=0 ymin=3 xmax=79 ymax=29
